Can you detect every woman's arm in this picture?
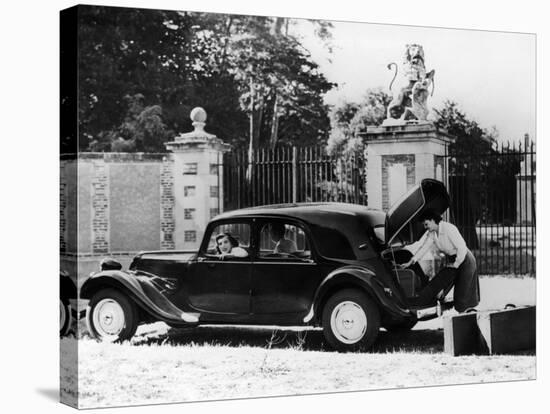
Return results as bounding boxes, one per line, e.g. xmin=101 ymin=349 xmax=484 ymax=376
xmin=402 ymin=231 xmax=433 ymax=268
xmin=229 ymin=246 xmax=249 ymax=258
xmin=410 ymin=231 xmax=435 ymax=264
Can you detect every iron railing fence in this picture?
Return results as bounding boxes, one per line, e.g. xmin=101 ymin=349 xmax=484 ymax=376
xmin=223 ymin=146 xmax=365 ymax=211
xmin=223 ymin=141 xmax=536 ymax=275
xmin=448 ymin=140 xmax=535 ymax=275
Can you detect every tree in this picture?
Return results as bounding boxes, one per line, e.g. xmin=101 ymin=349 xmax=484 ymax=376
xmin=433 ymin=101 xmax=501 ymax=248
xmin=76 ymin=6 xmax=197 ymax=152
xmin=327 ymin=88 xmax=391 ymax=156
xmin=191 ymin=14 xmax=335 ymax=150
xmin=89 ymin=94 xmax=171 ymax=152
xmin=74 ymin=6 xmax=335 ymax=153
xmin=433 ymin=100 xmax=496 ymax=155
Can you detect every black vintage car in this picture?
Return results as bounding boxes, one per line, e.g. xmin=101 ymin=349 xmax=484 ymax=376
xmin=80 ymin=179 xmax=454 ymax=351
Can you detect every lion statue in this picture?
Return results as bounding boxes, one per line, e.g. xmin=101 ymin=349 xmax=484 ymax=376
xmin=385 ymin=44 xmax=435 ymax=121
xmin=400 ymin=71 xmax=435 ymax=121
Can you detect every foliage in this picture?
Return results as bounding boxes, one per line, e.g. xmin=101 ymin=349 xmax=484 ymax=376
xmin=76 ymin=6 xmax=195 ymax=152
xmin=327 ymin=88 xmax=391 ymax=156
xmin=192 ymin=14 xmax=335 ymax=149
xmin=89 ymin=94 xmax=171 ymax=152
xmin=433 ymin=100 xmax=497 ymax=155
xmin=72 ymin=6 xmax=335 ymax=153
xmin=327 ymin=95 xmax=499 ymax=158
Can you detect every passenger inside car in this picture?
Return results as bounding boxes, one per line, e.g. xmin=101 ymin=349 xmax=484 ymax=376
xmin=215 ymin=233 xmax=249 ymax=259
xmin=269 ymin=223 xmax=298 ymax=254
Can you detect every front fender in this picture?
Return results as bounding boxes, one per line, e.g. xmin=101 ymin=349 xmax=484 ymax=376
xmin=308 ymin=265 xmax=412 ymax=322
xmin=60 ymin=272 xmax=77 ymax=300
xmin=80 ymin=270 xmax=199 ymax=324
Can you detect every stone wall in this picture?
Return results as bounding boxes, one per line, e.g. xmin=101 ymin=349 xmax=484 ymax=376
xmin=60 ymin=153 xmax=174 ymax=282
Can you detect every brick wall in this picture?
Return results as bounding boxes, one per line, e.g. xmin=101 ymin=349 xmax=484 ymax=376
xmin=60 ymin=153 xmax=176 ymax=280
xmin=60 ymin=162 xmax=67 ymax=253
xmin=91 ymin=160 xmax=109 ymax=253
xmin=160 ymin=156 xmax=175 ymax=249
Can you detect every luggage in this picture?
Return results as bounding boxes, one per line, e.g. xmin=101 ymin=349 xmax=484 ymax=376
xmin=443 ymin=305 xmax=535 ymax=356
xmin=443 ymin=311 xmax=480 ymax=356
xmin=477 ymin=306 xmax=536 ymax=355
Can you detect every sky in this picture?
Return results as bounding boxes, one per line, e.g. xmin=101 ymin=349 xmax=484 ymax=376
xmin=293 ymin=19 xmax=536 ymax=144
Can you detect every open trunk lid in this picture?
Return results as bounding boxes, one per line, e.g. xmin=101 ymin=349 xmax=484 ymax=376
xmin=385 ymin=179 xmax=450 ymax=245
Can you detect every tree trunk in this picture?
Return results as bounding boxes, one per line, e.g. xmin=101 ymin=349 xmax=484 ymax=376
xmin=269 ymin=95 xmax=280 ymax=149
xmin=272 ymin=17 xmax=285 ymax=36
xmin=246 ymin=82 xmax=264 ymax=182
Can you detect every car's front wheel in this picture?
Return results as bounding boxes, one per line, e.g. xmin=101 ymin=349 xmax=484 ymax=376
xmin=86 ymin=288 xmax=138 ymax=342
xmin=322 ymin=289 xmax=380 ymax=352
xmin=60 ymin=298 xmax=72 ymax=336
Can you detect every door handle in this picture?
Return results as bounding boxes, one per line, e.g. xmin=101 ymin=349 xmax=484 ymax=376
xmin=207 ymin=263 xmax=216 ymax=269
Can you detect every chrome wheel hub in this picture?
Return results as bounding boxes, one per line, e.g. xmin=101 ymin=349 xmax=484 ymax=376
xmin=92 ymin=298 xmax=125 ymax=340
xmin=330 ymin=301 xmax=367 ymax=344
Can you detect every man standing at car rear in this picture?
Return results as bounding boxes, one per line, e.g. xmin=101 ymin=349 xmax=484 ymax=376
xmin=401 ymin=209 xmax=480 ymax=312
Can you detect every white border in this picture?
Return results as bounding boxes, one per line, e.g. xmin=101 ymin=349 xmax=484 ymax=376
xmin=2 ymin=1 xmax=546 ymax=414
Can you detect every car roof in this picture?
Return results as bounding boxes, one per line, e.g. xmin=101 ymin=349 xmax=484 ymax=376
xmin=214 ymin=202 xmax=386 ymax=228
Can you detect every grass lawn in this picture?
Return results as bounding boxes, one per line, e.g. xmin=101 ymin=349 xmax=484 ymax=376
xmin=61 ymin=275 xmax=536 ymax=409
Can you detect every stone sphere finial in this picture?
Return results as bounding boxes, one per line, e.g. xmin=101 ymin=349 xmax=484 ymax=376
xmin=167 ymin=105 xmax=231 ymax=152
xmin=190 ymin=107 xmax=207 ymax=123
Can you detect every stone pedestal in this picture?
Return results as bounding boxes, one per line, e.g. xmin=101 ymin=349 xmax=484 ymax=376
xmin=365 ymin=122 xmax=455 ymax=211
xmin=165 ymin=108 xmax=231 ymax=250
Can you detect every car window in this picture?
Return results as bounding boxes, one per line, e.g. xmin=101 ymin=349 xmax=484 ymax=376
xmin=258 ymin=222 xmax=311 ymax=259
xmin=205 ymin=222 xmax=251 ymax=255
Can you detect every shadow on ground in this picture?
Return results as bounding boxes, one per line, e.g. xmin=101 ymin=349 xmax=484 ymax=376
xmin=36 ymin=388 xmax=59 ymax=402
xmin=133 ymin=325 xmax=446 ymax=354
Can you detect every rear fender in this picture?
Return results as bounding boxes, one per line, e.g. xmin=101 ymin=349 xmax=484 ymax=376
xmin=307 ymin=266 xmax=412 ymax=323
xmin=80 ymin=271 xmax=199 ymax=324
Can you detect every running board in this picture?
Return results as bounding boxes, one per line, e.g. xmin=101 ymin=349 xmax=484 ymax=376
xmin=415 ymin=299 xmax=454 ymax=321
xmin=415 ymin=305 xmax=439 ymax=320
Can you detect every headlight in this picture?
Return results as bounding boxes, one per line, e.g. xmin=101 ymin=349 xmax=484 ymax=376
xmin=100 ymin=257 xmax=122 ymax=271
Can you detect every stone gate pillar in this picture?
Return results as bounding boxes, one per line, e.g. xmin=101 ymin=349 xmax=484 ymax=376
xmin=165 ymin=107 xmax=231 ymax=250
xmin=516 ymin=134 xmax=536 ymax=225
xmin=365 ymin=123 xmax=455 ymax=211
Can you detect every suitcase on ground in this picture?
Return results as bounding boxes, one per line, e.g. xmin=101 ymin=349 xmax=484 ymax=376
xmin=476 ymin=305 xmax=536 ymax=355
xmin=443 ymin=305 xmax=536 ymax=356
xmin=443 ymin=311 xmax=481 ymax=356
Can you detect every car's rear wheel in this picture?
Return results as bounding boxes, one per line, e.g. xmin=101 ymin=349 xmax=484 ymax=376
xmin=60 ymin=298 xmax=72 ymax=336
xmin=86 ymin=288 xmax=138 ymax=342
xmin=322 ymin=289 xmax=380 ymax=352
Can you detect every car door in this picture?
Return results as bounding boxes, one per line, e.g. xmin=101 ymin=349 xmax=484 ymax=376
xmin=250 ymin=220 xmax=320 ymax=317
xmin=184 ymin=221 xmax=252 ymax=315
